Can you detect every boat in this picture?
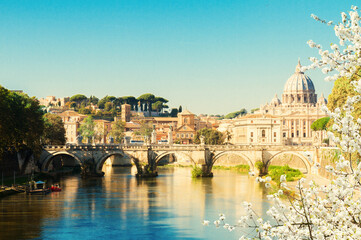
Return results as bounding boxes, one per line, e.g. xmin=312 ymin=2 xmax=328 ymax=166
xmin=26 ymin=181 xmax=50 ymax=195
xmin=50 ymin=184 xmax=62 ymax=192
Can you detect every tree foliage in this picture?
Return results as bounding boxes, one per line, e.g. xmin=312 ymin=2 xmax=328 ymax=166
xmin=134 ymin=121 xmax=153 ymax=139
xmin=78 ymin=116 xmax=95 ymax=143
xmin=110 ymin=119 xmax=125 ymax=143
xmin=42 ymin=113 xmax=66 ymax=145
xmin=194 ymin=128 xmax=224 ymax=145
xmin=311 ymin=117 xmax=330 ymax=131
xmin=224 ymin=108 xmax=247 ymax=119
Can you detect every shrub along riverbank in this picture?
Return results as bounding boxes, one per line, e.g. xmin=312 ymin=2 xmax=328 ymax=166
xmin=267 ymin=165 xmax=304 ymax=185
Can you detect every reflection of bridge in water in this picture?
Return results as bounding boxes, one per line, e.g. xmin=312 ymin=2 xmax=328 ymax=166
xmin=40 ymin=144 xmax=319 ymax=177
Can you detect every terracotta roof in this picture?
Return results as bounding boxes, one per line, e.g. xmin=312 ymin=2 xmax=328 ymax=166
xmin=153 ymin=117 xmax=178 ymax=122
xmin=57 ymin=110 xmax=87 ymax=117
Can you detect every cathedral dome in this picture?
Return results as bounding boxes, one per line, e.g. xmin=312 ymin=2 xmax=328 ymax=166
xmin=283 ymin=60 xmax=315 ymax=94
xmin=317 ymin=93 xmax=327 ymax=105
xmin=270 ymin=94 xmax=281 ymax=106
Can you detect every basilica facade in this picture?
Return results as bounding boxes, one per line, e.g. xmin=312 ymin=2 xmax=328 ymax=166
xmin=225 ymin=60 xmax=328 ymax=146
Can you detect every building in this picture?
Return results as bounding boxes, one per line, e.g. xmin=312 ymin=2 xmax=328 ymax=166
xmin=225 ymin=60 xmax=328 ymax=146
xmin=57 ymin=110 xmax=87 ymax=143
xmin=94 ymin=119 xmax=112 ymax=143
xmin=174 ymin=109 xmax=197 ymax=144
xmin=39 ymin=96 xmax=70 ymax=107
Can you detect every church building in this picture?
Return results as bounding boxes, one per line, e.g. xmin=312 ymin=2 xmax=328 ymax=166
xmin=229 ymin=60 xmax=328 ymax=146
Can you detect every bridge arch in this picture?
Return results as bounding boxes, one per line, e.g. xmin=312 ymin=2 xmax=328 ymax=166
xmin=213 ymin=151 xmax=254 ymax=171
xmin=42 ymin=152 xmax=82 ymax=172
xmin=96 ymin=151 xmax=133 ymax=172
xmin=266 ymin=151 xmax=311 ymax=174
xmin=154 ymin=151 xmax=195 ymax=165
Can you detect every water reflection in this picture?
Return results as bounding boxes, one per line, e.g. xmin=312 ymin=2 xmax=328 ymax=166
xmin=0 ymin=167 xmax=271 ymax=240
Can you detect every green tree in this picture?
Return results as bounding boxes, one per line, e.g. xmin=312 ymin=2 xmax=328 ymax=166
xmin=311 ymin=117 xmax=330 ymax=131
xmin=250 ymin=108 xmax=259 ymax=114
xmin=134 ymin=121 xmax=153 ymax=140
xmin=70 ymin=94 xmax=88 ymax=109
xmin=122 ymin=96 xmax=138 ymax=110
xmin=89 ymin=95 xmax=99 ymax=105
xmin=224 ymin=108 xmax=247 ymax=119
xmin=42 ymin=113 xmax=66 ymax=145
xmin=170 ymin=108 xmax=178 ymax=117
xmin=327 ymin=67 xmax=361 ymax=119
xmin=194 ymin=128 xmax=224 ymax=145
xmin=98 ymin=95 xmax=116 ymax=109
xmin=0 ymin=87 xmax=44 ymax=172
xmin=110 ymin=119 xmax=125 ymax=143
xmin=138 ymin=93 xmax=155 ymax=116
xmin=104 ymin=102 xmax=113 ymax=111
xmin=78 ymin=116 xmax=95 ymax=143
xmin=178 ymin=105 xmax=183 ymax=113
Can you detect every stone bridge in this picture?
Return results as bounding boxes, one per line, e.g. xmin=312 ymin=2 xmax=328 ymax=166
xmin=39 ymin=144 xmax=320 ymax=177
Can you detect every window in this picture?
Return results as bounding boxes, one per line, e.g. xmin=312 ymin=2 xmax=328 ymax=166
xmin=181 ymin=134 xmax=184 ymax=138
xmin=292 ymin=121 xmax=294 ymax=125
xmin=274 ymin=120 xmax=276 ymax=123
xmin=251 ymin=120 xmax=253 ymax=123
xmin=291 ymin=133 xmax=294 ymax=137
xmin=283 ymin=132 xmax=286 ymax=138
xmin=186 ymin=134 xmax=189 ymax=138
xmin=274 ymin=132 xmax=276 ymax=137
xmin=191 ymin=134 xmax=193 ymax=138
xmin=184 ymin=118 xmax=188 ymax=124
xmin=283 ymin=120 xmax=286 ymax=125
xmin=250 ymin=139 xmax=253 ymax=142
xmin=183 ymin=126 xmax=186 ymax=130
xmin=176 ymin=134 xmax=179 ymax=138
xmin=303 ymin=133 xmax=306 ymax=137
xmin=274 ymin=139 xmax=276 ymax=142
xmin=262 ymin=130 xmax=266 ymax=138
xmin=251 ymin=132 xmax=254 ymax=137
xmin=297 ymin=130 xmax=299 ymax=137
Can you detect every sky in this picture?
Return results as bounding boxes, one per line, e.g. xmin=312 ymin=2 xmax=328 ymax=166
xmin=0 ymin=0 xmax=357 ymax=115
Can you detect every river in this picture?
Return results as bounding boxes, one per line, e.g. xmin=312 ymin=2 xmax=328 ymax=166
xmin=0 ymin=166 xmax=271 ymax=240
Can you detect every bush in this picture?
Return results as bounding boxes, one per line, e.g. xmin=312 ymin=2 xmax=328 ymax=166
xmin=268 ymin=165 xmax=303 ymax=184
xmin=191 ymin=166 xmax=203 ymax=178
xmin=255 ymin=161 xmax=264 ymax=170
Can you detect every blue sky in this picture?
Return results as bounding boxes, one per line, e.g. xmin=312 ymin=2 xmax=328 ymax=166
xmin=0 ymin=0 xmax=356 ymax=114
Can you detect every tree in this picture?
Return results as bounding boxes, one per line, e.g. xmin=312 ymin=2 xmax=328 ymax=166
xmin=78 ymin=116 xmax=95 ymax=143
xmin=311 ymin=117 xmax=330 ymax=131
xmin=122 ymin=96 xmax=138 ymax=110
xmin=250 ymin=108 xmax=260 ymax=114
xmin=110 ymin=119 xmax=125 ymax=143
xmin=89 ymin=95 xmax=99 ymax=105
xmin=178 ymin=105 xmax=183 ymax=113
xmin=0 ymin=87 xmax=44 ymax=174
xmin=170 ymin=108 xmax=178 ymax=117
xmin=98 ymin=95 xmax=116 ymax=109
xmin=70 ymin=94 xmax=87 ymax=108
xmin=194 ymin=128 xmax=224 ymax=145
xmin=224 ymin=108 xmax=247 ymax=119
xmin=204 ymin=6 xmax=361 ymax=239
xmin=42 ymin=113 xmax=66 ymax=145
xmin=138 ymin=93 xmax=155 ymax=116
xmin=134 ymin=121 xmax=153 ymax=140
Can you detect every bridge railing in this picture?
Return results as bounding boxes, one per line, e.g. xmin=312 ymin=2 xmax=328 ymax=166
xmin=43 ymin=143 xmax=316 ymax=151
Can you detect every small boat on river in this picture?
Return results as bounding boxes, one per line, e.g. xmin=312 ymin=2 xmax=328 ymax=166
xmin=26 ymin=181 xmax=50 ymax=195
xmin=50 ymin=184 xmax=62 ymax=192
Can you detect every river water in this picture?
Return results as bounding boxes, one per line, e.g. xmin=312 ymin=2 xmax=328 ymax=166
xmin=0 ymin=166 xmax=271 ymax=240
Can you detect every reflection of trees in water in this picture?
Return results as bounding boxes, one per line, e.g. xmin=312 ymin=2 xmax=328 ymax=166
xmin=0 ymin=190 xmax=66 ymax=240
